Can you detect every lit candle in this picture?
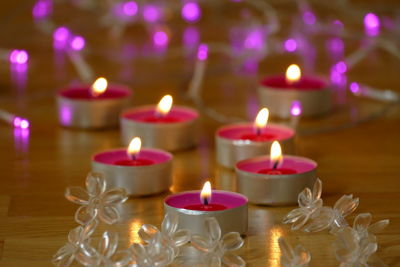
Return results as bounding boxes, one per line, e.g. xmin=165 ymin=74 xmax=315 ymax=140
xmin=57 ymin=77 xmax=132 ymax=129
xmin=120 ymin=95 xmax=199 ymax=151
xmin=258 ymin=64 xmax=332 ymax=118
xmin=92 ymin=137 xmax=173 ymax=196
xmin=164 ymin=181 xmax=248 ymax=235
xmin=215 ymin=107 xmax=295 ymax=168
xmin=235 ymin=141 xmax=317 ymax=205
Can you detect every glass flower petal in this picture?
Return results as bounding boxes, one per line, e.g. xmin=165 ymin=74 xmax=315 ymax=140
xmin=86 ymin=172 xmax=106 ymax=197
xmin=65 ymin=186 xmax=89 ymax=205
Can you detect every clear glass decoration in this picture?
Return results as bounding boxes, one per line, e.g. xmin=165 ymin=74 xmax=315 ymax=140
xmin=53 ymin=220 xmax=98 ymax=267
xmin=138 ymin=212 xmax=191 ymax=258
xmin=78 ymin=231 xmax=132 ymax=267
xmin=65 ymin=172 xmax=128 ymax=225
xmin=278 ymin=237 xmax=311 ymax=267
xmin=130 ymin=232 xmax=175 ymax=266
xmin=333 ymin=213 xmax=389 ymax=267
xmin=191 ymin=217 xmax=245 ymax=267
xmin=283 ymin=179 xmax=323 ymax=230
xmin=283 ymin=179 xmax=360 ymax=233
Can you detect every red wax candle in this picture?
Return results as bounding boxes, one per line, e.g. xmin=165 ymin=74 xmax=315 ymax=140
xmin=59 ymin=86 xmax=131 ymax=100
xmin=260 ymin=75 xmax=327 ymax=91
xmin=257 ymin=168 xmax=297 ymax=175
xmin=121 ymin=106 xmax=196 ymax=123
xmin=92 ymin=147 xmax=173 ymax=196
xmin=258 ymin=65 xmax=332 ymax=118
xmin=165 ymin=190 xmax=246 ymax=212
xmin=57 ymin=80 xmax=132 ymax=129
xmin=120 ymin=105 xmax=199 ymax=151
xmin=114 ymin=158 xmax=154 ymax=166
xmin=236 ymin=155 xmax=316 ymax=175
xmin=217 ymin=123 xmax=294 ymax=142
xmin=184 ymin=203 xmax=227 ymax=211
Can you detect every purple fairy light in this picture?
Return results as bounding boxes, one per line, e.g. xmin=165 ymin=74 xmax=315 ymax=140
xmin=13 ymin=117 xmax=22 ymax=128
xmin=70 ymin=36 xmax=85 ymax=51
xmin=181 ymin=2 xmax=201 ymax=23
xmin=9 ymin=50 xmax=29 ymax=64
xmin=364 ymin=13 xmax=380 ymax=36
xmin=335 ymin=61 xmax=347 ymax=74
xmin=143 ymin=4 xmax=161 ymax=23
xmin=32 ymin=0 xmax=52 ymax=19
xmin=197 ymin=44 xmax=208 ymax=60
xmin=13 ymin=117 xmax=30 ymax=129
xmin=53 ymin=27 xmax=70 ymax=42
xmin=349 ymin=82 xmax=361 ymax=94
xmin=303 ymin=11 xmax=316 ymax=25
xmin=244 ymin=29 xmax=264 ymax=50
xmin=153 ymin=30 xmax=168 ymax=47
xmin=53 ymin=26 xmax=70 ymax=49
xmin=284 ymin=39 xmax=297 ymax=52
xmin=20 ymin=119 xmax=30 ymax=129
xmin=290 ymin=101 xmax=302 ymax=117
xmin=123 ymin=1 xmax=138 ymax=16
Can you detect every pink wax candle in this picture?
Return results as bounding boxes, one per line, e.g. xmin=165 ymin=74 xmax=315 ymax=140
xmin=235 ymin=141 xmax=317 ymax=205
xmin=216 ymin=108 xmax=295 ymax=168
xmin=120 ymin=95 xmax=199 ymax=151
xmin=57 ymin=77 xmax=132 ymax=129
xmin=258 ymin=64 xmax=332 ymax=118
xmin=164 ymin=181 xmax=248 ymax=235
xmin=92 ymin=137 xmax=173 ymax=196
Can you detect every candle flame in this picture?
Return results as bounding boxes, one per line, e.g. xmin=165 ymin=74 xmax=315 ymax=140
xmin=200 ymin=181 xmax=212 ymax=205
xmin=270 ymin=141 xmax=283 ymax=167
xmin=286 ymin=64 xmax=301 ymax=84
xmin=127 ymin=137 xmax=141 ymax=159
xmin=254 ymin=108 xmax=269 ymax=133
xmin=91 ymin=77 xmax=108 ymax=97
xmin=156 ymin=95 xmax=173 ymax=117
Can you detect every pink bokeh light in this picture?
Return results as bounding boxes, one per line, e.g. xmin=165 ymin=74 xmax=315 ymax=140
xmin=364 ymin=13 xmax=380 ymax=36
xmin=181 ymin=2 xmax=201 ymax=23
xmin=290 ymin=101 xmax=302 ymax=116
xmin=70 ymin=36 xmax=85 ymax=51
xmin=197 ymin=44 xmax=208 ymax=60
xmin=9 ymin=50 xmax=29 ymax=64
xmin=284 ymin=39 xmax=297 ymax=52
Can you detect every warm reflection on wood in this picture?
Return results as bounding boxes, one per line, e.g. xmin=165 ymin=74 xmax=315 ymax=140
xmin=129 ymin=219 xmax=143 ymax=245
xmin=268 ymin=226 xmax=283 ymax=267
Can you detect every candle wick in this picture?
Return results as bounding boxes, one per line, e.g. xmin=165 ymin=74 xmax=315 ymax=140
xmin=255 ymin=127 xmax=261 ymax=136
xmin=203 ymin=198 xmax=209 ymax=206
xmin=272 ymin=161 xmax=279 ymax=170
xmin=130 ymin=154 xmax=136 ymax=161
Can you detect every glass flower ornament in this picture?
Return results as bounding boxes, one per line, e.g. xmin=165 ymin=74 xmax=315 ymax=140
xmin=283 ymin=179 xmax=323 ymax=230
xmin=278 ymin=237 xmax=311 ymax=267
xmin=191 ymin=217 xmax=245 ymax=267
xmin=302 ymin=194 xmax=360 ymax=233
xmin=130 ymin=232 xmax=175 ymax=267
xmin=334 ymin=213 xmax=389 ymax=267
xmin=53 ymin=220 xmax=98 ymax=267
xmin=138 ymin=212 xmax=191 ymax=258
xmin=65 ymin=172 xmax=128 ymax=225
xmin=78 ymin=231 xmax=132 ymax=267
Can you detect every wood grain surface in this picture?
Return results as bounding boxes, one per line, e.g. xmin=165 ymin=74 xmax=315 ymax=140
xmin=1 ymin=1 xmax=400 ymax=266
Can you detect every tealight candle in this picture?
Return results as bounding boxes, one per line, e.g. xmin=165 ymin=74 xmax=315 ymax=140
xmin=164 ymin=181 xmax=248 ymax=235
xmin=236 ymin=141 xmax=317 ymax=205
xmin=258 ymin=64 xmax=332 ymax=118
xmin=120 ymin=95 xmax=199 ymax=151
xmin=216 ymin=108 xmax=295 ymax=168
xmin=57 ymin=77 xmax=132 ymax=129
xmin=92 ymin=137 xmax=172 ymax=196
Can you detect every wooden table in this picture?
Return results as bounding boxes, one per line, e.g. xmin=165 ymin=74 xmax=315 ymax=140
xmin=1 ymin=1 xmax=400 ymax=266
